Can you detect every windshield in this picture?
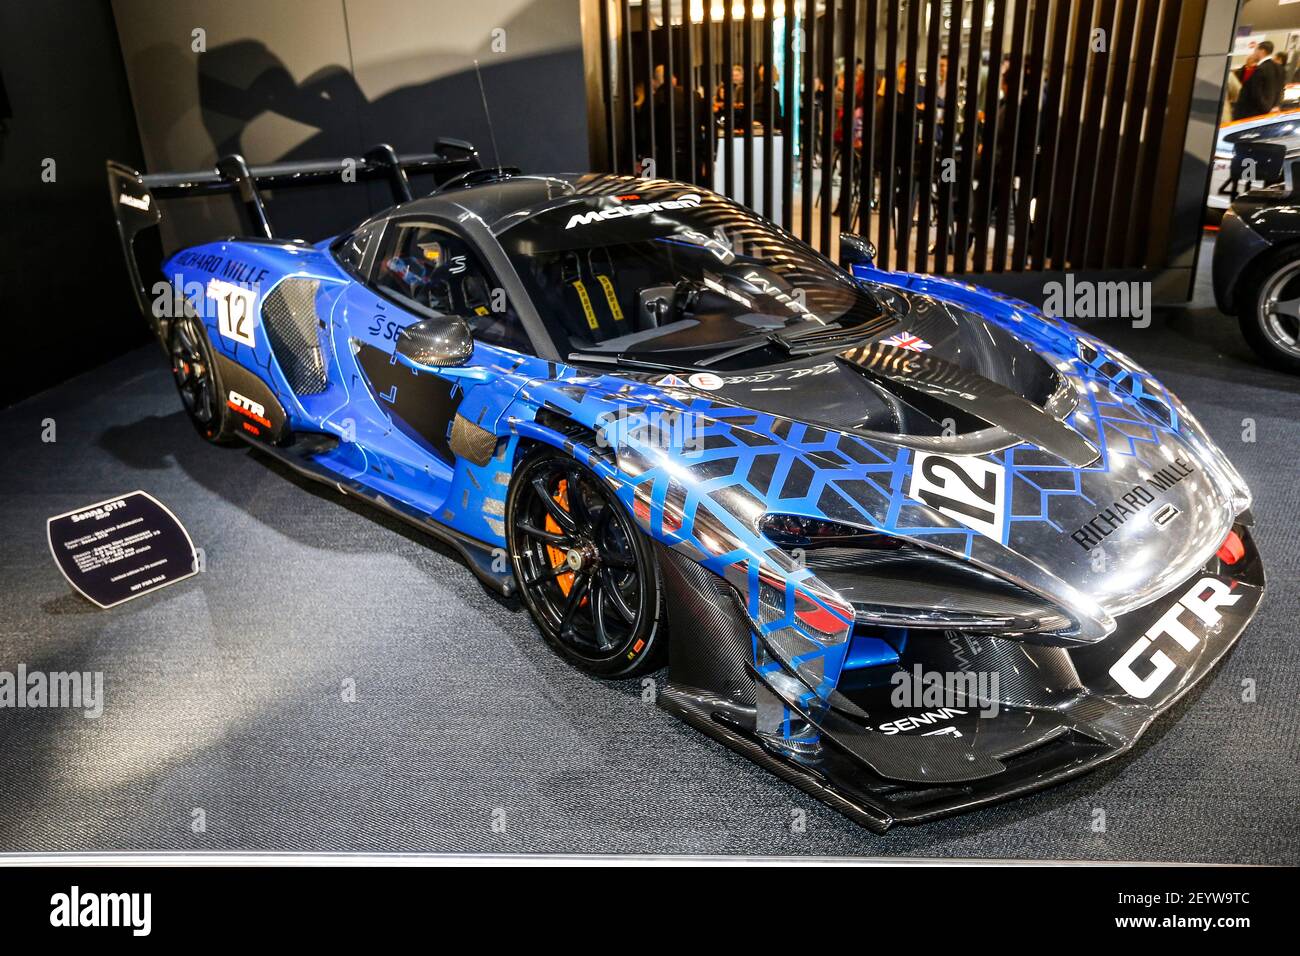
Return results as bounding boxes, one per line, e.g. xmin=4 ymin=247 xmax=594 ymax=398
xmin=497 ymin=187 xmax=893 ymax=368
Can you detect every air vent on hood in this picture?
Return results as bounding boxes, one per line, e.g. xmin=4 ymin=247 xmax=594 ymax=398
xmin=1076 ymin=341 xmax=1174 ymax=428
xmin=837 ymin=342 xmax=1099 ymax=468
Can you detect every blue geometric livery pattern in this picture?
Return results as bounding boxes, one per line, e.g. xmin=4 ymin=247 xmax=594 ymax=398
xmin=122 ymin=164 xmax=1259 ymax=830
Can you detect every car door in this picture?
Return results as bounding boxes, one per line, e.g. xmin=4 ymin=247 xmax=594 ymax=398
xmin=333 ymin=215 xmax=533 ymax=516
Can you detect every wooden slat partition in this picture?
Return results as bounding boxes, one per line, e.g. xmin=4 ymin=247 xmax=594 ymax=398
xmin=589 ymin=0 xmax=1206 ymax=280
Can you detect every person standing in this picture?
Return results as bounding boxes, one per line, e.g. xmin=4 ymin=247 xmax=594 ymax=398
xmin=714 ymin=64 xmax=746 ymax=128
xmin=754 ymin=64 xmax=783 ymax=132
xmin=884 ymin=60 xmax=922 ymax=239
xmin=933 ymin=55 xmax=950 ymax=143
xmin=1233 ymin=41 xmax=1283 ymax=120
xmin=1273 ymin=51 xmax=1292 ymax=89
xmin=648 ymin=66 xmax=708 ymax=183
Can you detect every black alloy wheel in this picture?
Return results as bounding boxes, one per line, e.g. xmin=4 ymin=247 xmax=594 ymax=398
xmin=169 ymin=316 xmax=236 ymax=444
xmin=507 ymin=450 xmax=665 ymax=677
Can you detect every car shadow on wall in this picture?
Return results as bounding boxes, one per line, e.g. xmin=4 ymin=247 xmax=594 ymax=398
xmin=126 ymin=37 xmax=587 ymax=249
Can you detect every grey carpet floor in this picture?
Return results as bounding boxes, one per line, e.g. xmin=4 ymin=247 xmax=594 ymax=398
xmin=1 ymin=300 xmax=1297 ymax=862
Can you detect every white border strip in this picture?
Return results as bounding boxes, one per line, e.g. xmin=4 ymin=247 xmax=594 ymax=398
xmin=0 ymin=852 xmax=1228 ymax=867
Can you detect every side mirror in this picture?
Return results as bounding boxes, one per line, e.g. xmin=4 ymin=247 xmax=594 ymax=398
xmin=394 ymin=315 xmax=473 ymax=368
xmin=839 ymin=233 xmax=877 ymax=270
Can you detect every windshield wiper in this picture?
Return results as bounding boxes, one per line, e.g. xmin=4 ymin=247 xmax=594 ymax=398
xmin=566 ymin=352 xmax=699 ymax=375
xmin=779 ymin=335 xmax=874 ymax=357
xmin=772 ymin=317 xmax=898 ymax=356
xmin=570 ymin=314 xmax=893 ymax=374
xmin=694 ymin=332 xmax=788 ymax=367
xmin=695 ymin=321 xmax=885 ymax=367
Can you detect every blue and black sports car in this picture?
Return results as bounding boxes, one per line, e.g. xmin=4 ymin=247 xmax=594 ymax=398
xmin=109 ymin=142 xmax=1263 ymax=831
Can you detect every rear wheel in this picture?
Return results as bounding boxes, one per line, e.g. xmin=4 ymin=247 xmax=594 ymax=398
xmin=1239 ymin=246 xmax=1300 ymax=374
xmin=169 ymin=315 xmax=238 ymax=445
xmin=506 ymin=450 xmax=665 ymax=677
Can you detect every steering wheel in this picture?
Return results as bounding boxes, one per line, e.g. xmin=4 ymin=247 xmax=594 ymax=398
xmin=670 ymin=279 xmax=703 ymax=322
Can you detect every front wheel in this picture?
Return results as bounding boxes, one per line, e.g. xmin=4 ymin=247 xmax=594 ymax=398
xmin=1239 ymin=247 xmax=1300 ymax=374
xmin=506 ymin=450 xmax=666 ymax=677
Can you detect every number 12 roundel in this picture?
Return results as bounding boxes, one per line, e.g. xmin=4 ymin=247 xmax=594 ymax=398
xmin=906 ymin=452 xmax=1007 ymax=541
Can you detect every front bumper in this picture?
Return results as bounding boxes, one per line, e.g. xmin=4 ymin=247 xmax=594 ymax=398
xmin=659 ymin=525 xmax=1264 ymax=832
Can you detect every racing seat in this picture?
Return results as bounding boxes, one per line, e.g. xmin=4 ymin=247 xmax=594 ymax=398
xmin=586 ymin=248 xmax=627 ymax=329
xmin=460 ymin=272 xmax=501 ymax=339
xmin=461 ymin=273 xmax=493 ymax=318
xmin=560 ymin=251 xmax=624 ymax=344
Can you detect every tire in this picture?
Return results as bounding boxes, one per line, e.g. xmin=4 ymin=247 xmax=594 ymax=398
xmin=506 ymin=448 xmax=666 ymax=678
xmin=1237 ymin=245 xmax=1300 ymax=374
xmin=169 ymin=315 xmax=239 ymax=445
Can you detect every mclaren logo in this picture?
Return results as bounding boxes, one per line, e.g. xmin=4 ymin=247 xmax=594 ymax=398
xmin=565 ymin=193 xmax=701 ymax=229
xmin=1108 ymin=576 xmax=1241 ymax=699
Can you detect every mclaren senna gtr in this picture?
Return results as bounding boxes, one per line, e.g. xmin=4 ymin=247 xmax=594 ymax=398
xmin=107 ymin=142 xmax=1263 ymax=832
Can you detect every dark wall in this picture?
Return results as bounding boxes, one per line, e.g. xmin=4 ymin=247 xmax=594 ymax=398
xmin=111 ymin=0 xmax=592 ymax=250
xmin=0 ymin=1 xmax=150 ymax=409
xmin=0 ymin=0 xmax=591 ymax=409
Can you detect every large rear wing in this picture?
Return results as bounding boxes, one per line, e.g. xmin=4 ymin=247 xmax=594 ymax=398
xmin=107 ymin=139 xmax=480 ymax=340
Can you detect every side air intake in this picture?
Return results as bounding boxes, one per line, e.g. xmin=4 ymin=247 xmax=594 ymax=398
xmin=261 ymin=278 xmax=328 ymax=394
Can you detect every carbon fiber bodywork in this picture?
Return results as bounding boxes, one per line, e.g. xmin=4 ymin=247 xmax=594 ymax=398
xmin=660 ymin=526 xmax=1263 ymax=831
xmin=260 ymin=278 xmax=329 ymax=395
xmin=110 ymin=164 xmax=1265 ymax=831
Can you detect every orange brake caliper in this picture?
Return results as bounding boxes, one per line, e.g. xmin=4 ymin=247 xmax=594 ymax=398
xmin=544 ymin=479 xmax=575 ymax=597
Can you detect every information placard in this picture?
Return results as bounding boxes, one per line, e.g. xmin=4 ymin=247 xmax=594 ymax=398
xmin=46 ymin=491 xmax=198 ymax=609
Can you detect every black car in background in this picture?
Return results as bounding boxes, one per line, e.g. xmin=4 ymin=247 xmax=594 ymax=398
xmin=1213 ymin=135 xmax=1300 ymax=373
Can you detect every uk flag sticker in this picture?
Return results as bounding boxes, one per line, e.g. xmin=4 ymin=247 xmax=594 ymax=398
xmin=880 ymin=331 xmax=932 ymax=352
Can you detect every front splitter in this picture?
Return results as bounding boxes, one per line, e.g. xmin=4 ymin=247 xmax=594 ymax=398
xmin=659 ymin=525 xmax=1265 ymax=831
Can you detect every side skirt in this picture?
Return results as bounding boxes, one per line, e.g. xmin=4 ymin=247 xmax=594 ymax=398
xmin=243 ymin=432 xmax=515 ymax=596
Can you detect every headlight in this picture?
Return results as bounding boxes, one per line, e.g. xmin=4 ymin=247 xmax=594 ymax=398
xmin=758 ymin=513 xmax=903 ymax=551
